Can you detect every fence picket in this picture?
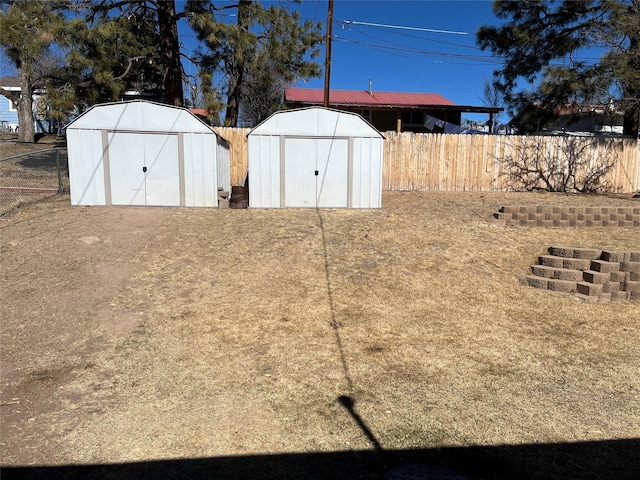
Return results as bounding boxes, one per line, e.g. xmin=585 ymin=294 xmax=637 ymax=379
xmin=214 ymin=128 xmax=639 ymax=193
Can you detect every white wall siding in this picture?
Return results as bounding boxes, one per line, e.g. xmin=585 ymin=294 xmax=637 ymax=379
xmin=247 ymin=108 xmax=383 ymax=209
xmin=248 ymin=135 xmax=281 ymax=208
xmin=351 ymin=137 xmax=383 ymax=208
xmin=183 ymin=132 xmax=218 ymax=207
xmin=68 ymin=129 xmax=106 ymax=206
xmin=66 ymin=101 xmax=229 ymax=208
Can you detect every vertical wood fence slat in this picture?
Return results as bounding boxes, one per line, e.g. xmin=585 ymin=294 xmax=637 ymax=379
xmin=215 ymin=128 xmax=640 ymax=193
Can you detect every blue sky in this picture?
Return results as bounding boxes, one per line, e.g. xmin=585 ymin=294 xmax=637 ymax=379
xmin=290 ymin=0 xmax=503 ymax=110
xmin=183 ymin=1 xmax=505 ymax=114
xmin=1 ymin=0 xmax=505 ymax=120
xmin=181 ymin=0 xmax=508 ymax=122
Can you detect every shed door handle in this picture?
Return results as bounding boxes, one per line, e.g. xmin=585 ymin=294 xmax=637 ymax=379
xmin=314 ymin=170 xmax=319 ymax=176
xmin=142 ymin=166 xmax=147 ymax=173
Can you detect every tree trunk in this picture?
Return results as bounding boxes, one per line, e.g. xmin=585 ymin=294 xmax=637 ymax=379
xmin=623 ymin=107 xmax=639 ymax=138
xmin=623 ymin=29 xmax=639 ymax=139
xmin=157 ymin=0 xmax=184 ymax=107
xmin=224 ymin=0 xmax=252 ymax=126
xmin=224 ymin=58 xmax=243 ymax=127
xmin=17 ymin=70 xmax=36 ymax=143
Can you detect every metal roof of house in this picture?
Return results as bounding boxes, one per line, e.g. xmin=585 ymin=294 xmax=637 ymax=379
xmin=286 ymin=88 xmax=456 ymax=108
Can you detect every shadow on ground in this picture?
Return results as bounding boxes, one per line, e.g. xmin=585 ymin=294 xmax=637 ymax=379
xmin=2 ymin=439 xmax=638 ymax=480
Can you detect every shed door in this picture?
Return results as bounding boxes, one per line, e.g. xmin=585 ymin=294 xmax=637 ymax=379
xmin=108 ymin=132 xmax=180 ymax=206
xmin=284 ymin=137 xmax=349 ymax=208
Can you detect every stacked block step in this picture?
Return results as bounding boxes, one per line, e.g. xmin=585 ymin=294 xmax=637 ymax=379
xmin=526 ymin=246 xmax=640 ymax=302
xmin=494 ymin=206 xmax=640 ymax=227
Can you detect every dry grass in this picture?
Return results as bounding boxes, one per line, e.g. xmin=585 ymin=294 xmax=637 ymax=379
xmin=1 ymin=191 xmax=639 ymax=479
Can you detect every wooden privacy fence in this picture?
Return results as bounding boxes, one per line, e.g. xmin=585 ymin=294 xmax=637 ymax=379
xmin=214 ymin=127 xmax=640 ymax=193
xmin=383 ymin=133 xmax=639 ymax=193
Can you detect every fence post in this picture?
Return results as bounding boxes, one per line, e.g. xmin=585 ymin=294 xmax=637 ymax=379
xmin=56 ymin=148 xmax=63 ymax=195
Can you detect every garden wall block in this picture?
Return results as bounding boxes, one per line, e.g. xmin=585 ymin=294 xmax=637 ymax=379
xmin=602 ymin=250 xmax=626 ymax=262
xmin=563 ymin=258 xmax=592 ymax=270
xmin=539 ymin=255 xmax=565 ymax=268
xmin=554 ymin=268 xmax=586 ymax=282
xmin=583 ymin=270 xmax=610 ymax=284
xmin=526 ymin=276 xmax=548 ymax=289
xmin=621 ymin=262 xmax=640 ymax=273
xmin=602 ymin=282 xmax=621 ymax=293
xmin=531 ymin=265 xmax=555 ymax=278
xmin=494 ymin=205 xmax=640 ymax=228
xmin=625 ymin=281 xmax=640 ymax=292
xmin=527 ymin=247 xmax=640 ymax=303
xmin=590 ymin=260 xmax=620 ymax=273
xmin=574 ymin=293 xmax=599 ymax=303
xmin=572 ymin=248 xmax=602 ymax=259
xmin=547 ymin=279 xmax=578 ymax=293
xmin=577 ymin=282 xmax=603 ymax=296
xmin=610 ymin=271 xmax=627 ymax=283
xmin=549 ymin=246 xmax=574 ymax=257
xmin=611 ymin=291 xmax=630 ymax=301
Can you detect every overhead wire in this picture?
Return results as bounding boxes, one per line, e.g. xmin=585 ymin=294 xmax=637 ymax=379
xmin=336 ymin=18 xmax=498 ymax=66
xmin=342 ymin=19 xmax=468 ymax=36
xmin=334 ymin=37 xmax=504 ymax=65
xmin=336 ymin=19 xmax=502 ymax=65
xmin=178 ymin=7 xmax=602 ymax=69
xmin=333 ymin=17 xmax=604 ymax=67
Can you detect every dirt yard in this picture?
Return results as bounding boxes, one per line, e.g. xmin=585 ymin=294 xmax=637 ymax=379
xmin=1 ymin=191 xmax=639 ymax=480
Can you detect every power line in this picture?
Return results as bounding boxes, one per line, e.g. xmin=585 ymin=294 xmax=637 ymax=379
xmin=337 ymin=18 xmax=484 ymax=51
xmin=334 ymin=37 xmax=504 ymax=65
xmin=334 ymin=19 xmax=603 ymax=66
xmin=341 ymin=22 xmax=485 ymax=62
xmin=342 ymin=19 xmax=468 ymax=36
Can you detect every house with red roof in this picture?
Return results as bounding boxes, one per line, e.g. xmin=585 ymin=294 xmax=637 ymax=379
xmin=285 ymin=87 xmax=503 ymax=133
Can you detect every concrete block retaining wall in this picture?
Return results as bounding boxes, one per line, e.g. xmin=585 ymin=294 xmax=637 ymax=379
xmin=527 ymin=247 xmax=640 ymax=302
xmin=494 ymin=206 xmax=640 ymax=227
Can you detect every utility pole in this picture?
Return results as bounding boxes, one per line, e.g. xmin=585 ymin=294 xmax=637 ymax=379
xmin=323 ymin=0 xmax=334 ymax=108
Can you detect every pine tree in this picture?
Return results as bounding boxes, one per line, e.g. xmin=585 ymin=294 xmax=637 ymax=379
xmin=0 ymin=0 xmax=70 ymax=142
xmin=88 ymin=0 xmax=186 ymax=106
xmin=188 ymin=0 xmax=323 ymax=126
xmin=65 ymin=1 xmax=164 ymax=107
xmin=477 ymin=0 xmax=640 ymax=137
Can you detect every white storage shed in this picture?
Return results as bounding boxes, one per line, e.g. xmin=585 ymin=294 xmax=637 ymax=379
xmin=66 ymin=100 xmax=230 ymax=207
xmin=248 ymin=107 xmax=384 ymax=208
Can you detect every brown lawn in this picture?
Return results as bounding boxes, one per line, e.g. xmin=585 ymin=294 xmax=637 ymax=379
xmin=1 ymin=190 xmax=639 ymax=480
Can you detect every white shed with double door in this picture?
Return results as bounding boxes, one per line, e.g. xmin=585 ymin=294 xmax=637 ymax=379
xmin=248 ymin=107 xmax=384 ymax=208
xmin=66 ymin=100 xmax=230 ymax=207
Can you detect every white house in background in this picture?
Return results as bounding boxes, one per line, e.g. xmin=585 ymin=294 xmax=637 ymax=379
xmin=0 ymin=76 xmax=52 ymax=134
xmin=0 ymin=76 xmax=20 ymax=132
xmin=66 ymin=100 xmax=230 ymax=207
xmin=248 ymin=107 xmax=384 ymax=209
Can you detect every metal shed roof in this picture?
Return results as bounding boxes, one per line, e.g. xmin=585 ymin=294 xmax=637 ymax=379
xmin=66 ymin=100 xmax=217 ymax=134
xmin=249 ymin=107 xmax=384 ymax=137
